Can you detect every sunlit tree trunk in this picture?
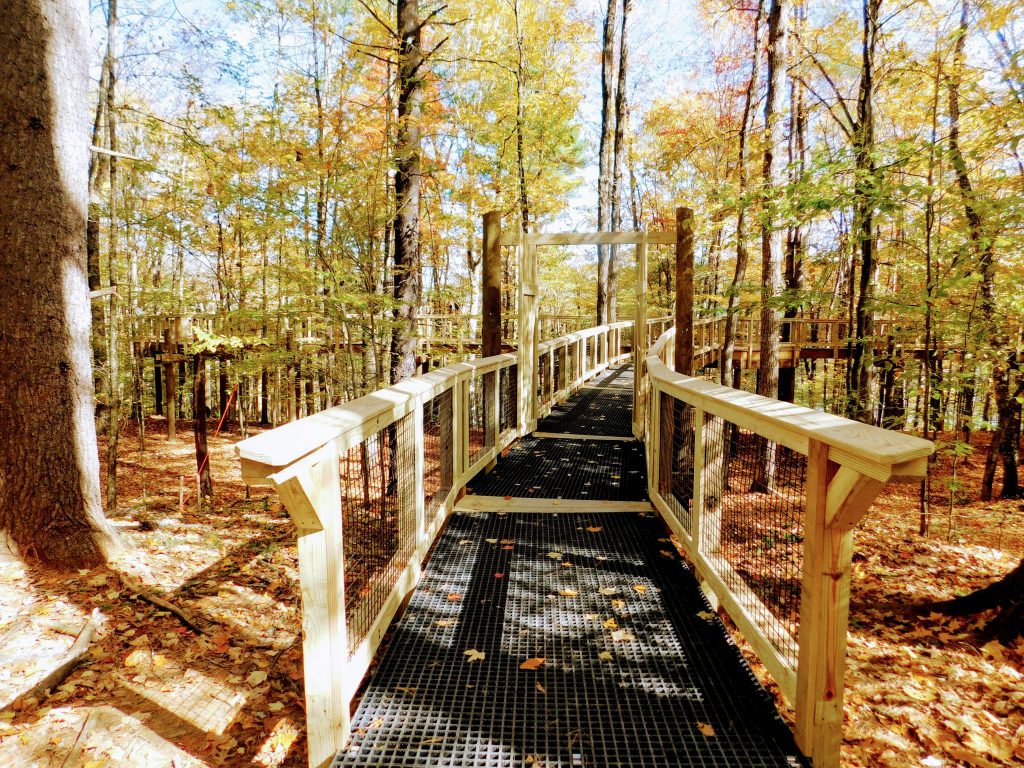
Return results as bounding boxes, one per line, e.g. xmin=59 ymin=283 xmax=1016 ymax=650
xmin=608 ymin=0 xmax=631 ymax=324
xmin=391 ymin=0 xmax=423 ymax=383
xmin=0 ymin=0 xmax=121 ymax=567
xmin=595 ymin=0 xmax=618 ymax=325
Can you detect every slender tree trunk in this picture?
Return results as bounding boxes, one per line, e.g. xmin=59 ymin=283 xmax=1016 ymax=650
xmin=192 ymin=354 xmax=212 ymax=500
xmin=608 ymin=0 xmax=631 ymax=324
xmin=721 ymin=1 xmax=763 ymax=387
xmin=104 ymin=0 xmax=120 ymax=515
xmin=752 ymin=0 xmax=786 ymax=492
xmin=391 ymin=0 xmax=423 ymax=384
xmin=596 ymin=0 xmax=619 ymax=325
xmin=513 ymin=0 xmax=530 ymax=232
xmin=849 ymin=0 xmax=881 ymax=424
xmin=0 ymin=0 xmax=121 ymax=567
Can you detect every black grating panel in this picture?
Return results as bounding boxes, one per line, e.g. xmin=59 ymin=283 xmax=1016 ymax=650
xmin=537 ymin=365 xmax=634 ymax=437
xmin=341 ymin=413 xmax=417 ymax=654
xmin=469 ymin=437 xmax=647 ymax=501
xmin=335 ymin=512 xmax=807 ymax=768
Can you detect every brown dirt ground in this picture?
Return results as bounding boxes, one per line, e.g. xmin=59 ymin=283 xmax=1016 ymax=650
xmin=0 ymin=422 xmax=1021 ymax=767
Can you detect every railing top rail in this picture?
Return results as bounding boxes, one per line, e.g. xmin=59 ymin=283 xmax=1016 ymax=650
xmin=646 ymin=330 xmax=933 ymax=478
xmin=236 ymin=352 xmax=517 ymax=471
xmin=498 ymin=230 xmax=676 ymax=247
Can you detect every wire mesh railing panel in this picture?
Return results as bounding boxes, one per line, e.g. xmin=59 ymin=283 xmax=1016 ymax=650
xmin=340 ymin=413 xmax=417 ymax=654
xmin=699 ymin=415 xmax=805 ymax=665
xmin=658 ymin=392 xmax=695 ymax=534
xmin=567 ymin=341 xmax=578 ymax=384
xmin=585 ymin=337 xmax=595 ymax=374
xmin=623 ymin=324 xmax=633 ymax=354
xmin=538 ymin=352 xmax=552 ymax=404
xmin=423 ymin=389 xmax=453 ymax=520
xmin=467 ymin=375 xmax=485 ymax=467
xmin=554 ymin=345 xmax=564 ymax=392
xmin=499 ymin=364 xmax=517 ymax=434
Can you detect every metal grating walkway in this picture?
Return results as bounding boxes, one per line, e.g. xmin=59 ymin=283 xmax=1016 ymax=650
xmin=537 ymin=365 xmax=634 ymax=437
xmin=334 ymin=365 xmax=807 ymax=768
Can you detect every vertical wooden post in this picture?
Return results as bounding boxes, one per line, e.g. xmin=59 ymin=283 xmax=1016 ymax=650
xmin=271 ymin=445 xmax=348 ymax=768
xmin=482 ymin=211 xmax=501 ymax=359
xmin=163 ymin=326 xmax=177 ymax=441
xmin=795 ymin=439 xmax=853 ymax=768
xmin=674 ymin=206 xmax=694 ymax=376
xmin=518 ymin=234 xmax=538 ymax=433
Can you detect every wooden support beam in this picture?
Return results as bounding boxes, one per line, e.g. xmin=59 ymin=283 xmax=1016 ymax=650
xmin=270 ymin=446 xmax=349 ymax=768
xmin=825 ymin=465 xmax=886 ymax=530
xmin=674 ymin=207 xmax=694 ymax=376
xmin=795 ymin=439 xmax=853 ymax=768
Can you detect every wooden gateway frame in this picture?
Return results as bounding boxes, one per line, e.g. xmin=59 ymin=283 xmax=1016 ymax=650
xmin=487 ymin=219 xmax=685 ymax=438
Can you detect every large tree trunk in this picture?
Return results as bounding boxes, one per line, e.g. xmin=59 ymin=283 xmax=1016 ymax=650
xmin=928 ymin=557 xmax=1024 ymax=643
xmin=390 ymin=0 xmax=423 ymax=384
xmin=752 ymin=0 xmax=786 ymax=493
xmin=595 ymin=0 xmax=618 ymax=326
xmin=0 ymin=0 xmax=121 ymax=567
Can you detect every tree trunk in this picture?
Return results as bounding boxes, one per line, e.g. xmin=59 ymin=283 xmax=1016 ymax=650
xmin=752 ymin=0 xmax=786 ymax=493
xmin=721 ymin=1 xmax=763 ymax=387
xmin=193 ymin=354 xmax=212 ymax=500
xmin=391 ymin=0 xmax=423 ymax=384
xmin=0 ymin=0 xmax=121 ymax=567
xmin=608 ymin=0 xmax=631 ymax=325
xmin=595 ymin=0 xmax=619 ymax=326
xmin=849 ymin=0 xmax=881 ymax=424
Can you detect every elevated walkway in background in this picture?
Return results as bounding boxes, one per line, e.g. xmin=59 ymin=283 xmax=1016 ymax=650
xmin=334 ymin=365 xmax=807 ymax=767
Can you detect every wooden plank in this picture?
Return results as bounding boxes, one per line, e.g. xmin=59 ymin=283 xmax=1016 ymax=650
xmin=456 ymin=496 xmax=653 ymax=514
xmin=795 ymin=440 xmax=853 ymax=768
xmin=498 ymin=230 xmax=676 ymax=247
xmin=531 ymin=431 xmax=636 ymax=442
xmin=270 ymin=445 xmax=348 ymax=768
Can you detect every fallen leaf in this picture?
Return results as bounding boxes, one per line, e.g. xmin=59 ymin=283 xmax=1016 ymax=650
xmin=597 ymin=651 xmax=613 ymax=662
xmin=84 ymin=761 xmax=107 ymax=768
xmin=459 ymin=539 xmax=472 ymax=545
xmin=547 ymin=552 xmax=563 ymax=560
xmin=633 ymin=584 xmax=648 ymax=594
xmin=697 ymin=610 xmax=716 ymax=621
xmin=464 ymin=649 xmax=485 ymax=663
xmin=697 ymin=722 xmax=715 ymax=737
xmin=980 ymin=640 xmax=1005 ymax=663
xmin=436 ymin=619 xmax=456 ymax=628
xmin=535 ymin=682 xmax=546 ymax=694
xmin=598 ymin=587 xmax=618 ymax=596
xmin=603 ymin=617 xmax=618 ymax=629
xmin=519 ymin=657 xmax=546 ymax=670
xmin=502 ymin=545 xmax=514 ymax=550
xmin=485 ymin=538 xmax=498 ymax=544
xmin=503 ymin=496 xmax=513 ymax=501
xmin=447 ymin=593 xmax=462 ymax=601
xmin=611 ymin=629 xmax=635 ymax=642
xmin=559 ymin=589 xmax=579 ymax=597
xmin=246 ymin=670 xmax=268 ymax=687
xmin=659 ymin=550 xmax=675 ymax=558
xmin=587 ymin=526 xmax=603 ymax=533
xmin=562 ymin=562 xmax=573 ymax=568
xmin=268 ymin=702 xmax=284 ymax=712
xmin=611 ymin=599 xmax=626 ymax=608
xmin=396 ymin=686 xmax=417 ymax=696
xmin=494 ymin=573 xmax=505 ymax=579
xmin=152 ymin=654 xmax=169 ymax=669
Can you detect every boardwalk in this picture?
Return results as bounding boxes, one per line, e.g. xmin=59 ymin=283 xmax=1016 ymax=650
xmin=334 ymin=365 xmax=807 ymax=767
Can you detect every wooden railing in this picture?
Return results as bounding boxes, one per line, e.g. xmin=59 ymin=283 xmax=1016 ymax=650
xmin=235 ymin=319 xmax=650 ymax=768
xmin=640 ymin=326 xmax=933 ymax=768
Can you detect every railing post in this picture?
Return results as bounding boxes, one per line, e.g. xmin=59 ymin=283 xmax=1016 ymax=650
xmin=795 ymin=439 xmax=853 ymax=768
xmin=270 ymin=445 xmax=349 ymax=768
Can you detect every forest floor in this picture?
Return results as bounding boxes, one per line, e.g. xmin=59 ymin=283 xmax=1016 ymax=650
xmin=0 ymin=419 xmax=1021 ymax=767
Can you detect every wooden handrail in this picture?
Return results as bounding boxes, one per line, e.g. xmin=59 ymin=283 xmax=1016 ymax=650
xmin=642 ymin=325 xmax=933 ymax=768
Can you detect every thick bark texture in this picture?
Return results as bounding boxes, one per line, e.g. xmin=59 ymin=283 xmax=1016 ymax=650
xmin=0 ymin=0 xmax=121 ymax=567
xmin=390 ymin=0 xmax=423 ymax=384
xmin=929 ymin=557 xmax=1024 ymax=643
xmin=608 ymin=0 xmax=631 ymax=324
